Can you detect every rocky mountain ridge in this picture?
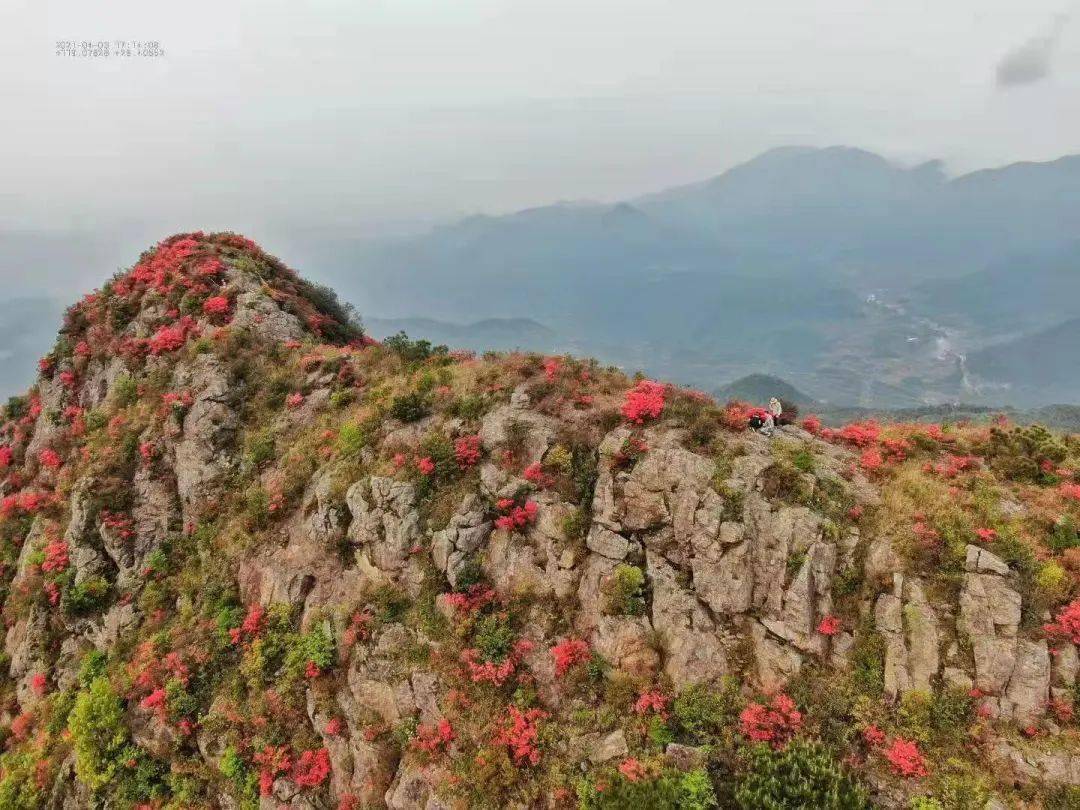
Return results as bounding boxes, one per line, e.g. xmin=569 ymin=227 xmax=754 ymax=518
xmin=1 ymin=233 xmax=1080 ymax=809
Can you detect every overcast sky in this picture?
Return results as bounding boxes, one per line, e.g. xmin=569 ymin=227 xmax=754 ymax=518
xmin=2 ymin=0 xmax=1078 ymax=254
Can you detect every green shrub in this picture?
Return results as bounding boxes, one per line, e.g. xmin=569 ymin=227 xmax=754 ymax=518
xmin=78 ymin=649 xmax=108 ymax=687
xmin=383 ymin=331 xmax=447 ymax=363
xmin=672 ymin=679 xmax=741 ymax=747
xmin=284 ymin=620 xmax=336 ymax=681
xmin=63 ymin=576 xmax=111 ymax=616
xmin=68 ymin=677 xmax=129 ymax=792
xmin=246 ymin=429 xmax=275 ymax=467
xmin=474 ymin=612 xmax=515 ymax=662
xmin=604 ymin=564 xmax=646 ymax=615
xmin=329 ymin=389 xmax=356 ymax=409
xmin=0 ymin=751 xmax=42 ymax=809
xmin=390 ymin=391 xmax=431 ymax=423
xmin=337 ymin=423 xmax=365 ymax=456
xmin=112 ymin=374 xmax=139 ymax=407
xmin=1046 ymin=785 xmax=1080 ymax=810
xmin=1049 ymin=516 xmax=1080 ymax=554
xmin=735 ymin=740 xmax=870 ymax=810
xmin=576 ymin=768 xmax=718 ymax=809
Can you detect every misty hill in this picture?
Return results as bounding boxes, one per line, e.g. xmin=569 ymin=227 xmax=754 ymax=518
xmin=316 ymin=146 xmax=1080 ymax=409
xmin=968 ymin=318 xmax=1080 ymax=406
xmin=713 ymin=373 xmax=819 ymax=407
xmin=914 ymin=241 xmax=1080 ymax=336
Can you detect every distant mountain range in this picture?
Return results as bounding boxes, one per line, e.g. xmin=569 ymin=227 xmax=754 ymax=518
xmin=307 ymin=145 xmax=1080 ymax=409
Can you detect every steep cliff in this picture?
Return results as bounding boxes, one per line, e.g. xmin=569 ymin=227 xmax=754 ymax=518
xmin=1 ymin=233 xmax=1079 ymax=809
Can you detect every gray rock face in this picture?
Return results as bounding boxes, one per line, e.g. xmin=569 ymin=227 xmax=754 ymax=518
xmin=431 ymin=494 xmax=491 ymax=588
xmin=966 ymin=544 xmax=1011 ymax=576
xmin=173 ymin=355 xmax=240 ymax=518
xmin=959 ymin=547 xmax=1021 ymax=695
xmin=875 ymin=575 xmax=940 ymax=699
xmin=591 ymin=615 xmax=660 ymax=680
xmin=586 ymin=524 xmax=630 ymax=560
xmin=228 ymin=268 xmax=308 ymax=344
xmin=477 ymin=399 xmax=555 ymax=465
xmin=751 ymin=621 xmax=804 ymax=691
xmin=347 ymin=477 xmax=422 ymax=574
xmin=1003 ymin=639 xmax=1050 ymax=724
xmin=990 ymin=739 xmax=1080 ymax=786
xmin=569 ymin=729 xmax=629 ymax=764
xmin=102 ymin=466 xmax=179 ymax=592
xmin=648 ymin=552 xmax=727 ymax=688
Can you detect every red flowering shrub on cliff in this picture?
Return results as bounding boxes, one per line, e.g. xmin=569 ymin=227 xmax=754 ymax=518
xmin=826 ymin=421 xmax=881 ymax=448
xmin=543 ymin=357 xmax=561 ymax=381
xmin=1050 ymin=697 xmax=1075 ymax=724
xmin=230 ymin=603 xmax=267 ymax=646
xmin=927 ymin=454 xmax=979 ymax=478
xmin=621 ymin=380 xmax=665 ymax=424
xmin=30 ymin=673 xmax=48 ymax=697
xmin=1 ymin=490 xmax=52 ymax=517
xmin=883 ymin=737 xmax=927 ymax=777
xmin=292 ymin=748 xmax=331 ymax=788
xmin=495 ymin=499 xmax=538 ymax=531
xmin=618 ymin=758 xmax=647 ymax=782
xmin=454 ymin=435 xmax=482 ymax=468
xmin=862 ymin=724 xmax=886 ymax=747
xmin=341 ymin=610 xmax=373 ymax=649
xmin=148 ymin=317 xmax=198 ymax=355
xmin=412 ymin=718 xmax=455 ymax=755
xmin=860 ymin=449 xmax=883 ymax=472
xmin=38 ymin=448 xmax=62 ymax=470
xmin=0 ymin=446 xmax=12 ymax=468
xmin=801 ymin=415 xmax=822 ymax=435
xmin=254 ymin=745 xmax=292 ymax=796
xmin=41 ymin=539 xmax=69 ymax=573
xmin=740 ymin=693 xmax=802 ymax=748
xmin=634 ymin=690 xmax=670 ymax=719
xmin=1045 ymin=598 xmax=1080 ymax=644
xmin=975 ymin=528 xmax=998 ymax=543
xmin=202 ymin=295 xmax=231 ymax=319
xmin=416 ymin=456 xmax=436 ymax=475
xmin=523 ymin=462 xmax=555 ymax=488
xmin=1062 ymin=482 xmax=1080 ymax=502
xmin=444 ymin=584 xmax=496 ymax=615
xmin=139 ymin=687 xmax=168 ymax=720
xmin=286 ymin=392 xmax=305 ymax=409
xmin=10 ymin=712 xmax=33 ymax=741
xmin=550 ymin=638 xmax=590 ymax=677
xmin=817 ymin=615 xmax=841 ymax=636
xmin=492 ymin=705 xmax=547 ymax=766
xmin=460 ymin=638 xmax=534 ymax=685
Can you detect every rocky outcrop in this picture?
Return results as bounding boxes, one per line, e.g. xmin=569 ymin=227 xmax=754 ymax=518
xmin=990 ymin=740 xmax=1080 ymax=786
xmin=648 ymin=551 xmax=727 ymax=688
xmin=959 ymin=546 xmax=1022 ymax=696
xmin=173 ymin=355 xmax=241 ymax=519
xmin=347 ymin=476 xmax=423 ymax=579
xmin=875 ymin=574 xmax=941 ymax=699
xmin=431 ymin=495 xmax=491 ymax=588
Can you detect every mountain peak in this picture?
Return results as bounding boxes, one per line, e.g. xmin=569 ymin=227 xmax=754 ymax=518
xmin=43 ymin=231 xmax=363 ymax=375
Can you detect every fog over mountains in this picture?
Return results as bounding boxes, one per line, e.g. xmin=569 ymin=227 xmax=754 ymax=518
xmin=4 ymin=145 xmax=1080 ymax=408
xmin=312 ymin=146 xmax=1080 ymax=409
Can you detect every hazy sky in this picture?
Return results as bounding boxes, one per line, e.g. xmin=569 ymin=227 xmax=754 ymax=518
xmin=2 ymin=0 xmax=1079 ymax=245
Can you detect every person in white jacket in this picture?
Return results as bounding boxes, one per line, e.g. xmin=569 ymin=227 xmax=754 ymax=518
xmin=760 ymin=397 xmax=783 ymax=436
